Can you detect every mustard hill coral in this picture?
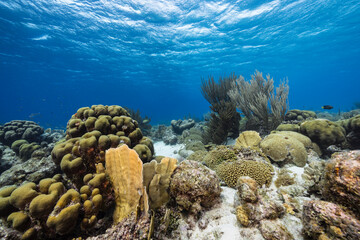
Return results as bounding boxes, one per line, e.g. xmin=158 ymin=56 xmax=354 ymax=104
xmin=29 ymin=181 xmax=65 ymax=219
xmin=0 ymin=185 xmax=17 ymax=216
xmin=51 ymin=105 xmax=154 ymax=187
xmin=9 ymin=182 xmax=39 ymax=209
xmin=10 ymin=140 xmax=41 ymax=161
xmin=46 ymin=189 xmax=81 ymax=235
xmin=7 ymin=211 xmax=30 ymax=231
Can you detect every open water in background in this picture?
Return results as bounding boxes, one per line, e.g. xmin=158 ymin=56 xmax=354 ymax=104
xmin=0 ymin=0 xmax=359 ymax=128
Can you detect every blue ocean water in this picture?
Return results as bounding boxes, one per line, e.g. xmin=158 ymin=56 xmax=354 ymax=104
xmin=0 ymin=0 xmax=359 ymax=129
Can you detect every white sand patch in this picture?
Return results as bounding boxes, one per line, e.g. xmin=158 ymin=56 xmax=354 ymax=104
xmin=226 ymin=138 xmax=236 ymax=146
xmin=286 ymin=165 xmax=305 ymax=185
xmin=178 ymin=187 xmax=264 ymax=240
xmin=281 ymin=212 xmax=304 ymax=239
xmin=153 ymin=141 xmax=185 ymax=159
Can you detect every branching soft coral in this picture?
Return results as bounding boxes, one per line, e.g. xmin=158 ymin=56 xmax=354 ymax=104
xmin=228 ymin=70 xmax=289 ymax=134
xmin=201 ymin=74 xmax=241 ymax=144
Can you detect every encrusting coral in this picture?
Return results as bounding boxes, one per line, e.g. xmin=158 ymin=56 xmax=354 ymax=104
xmin=323 ymin=150 xmax=360 ymax=218
xmin=303 ymin=200 xmax=360 ymax=239
xmin=170 ymin=160 xmax=221 ymax=215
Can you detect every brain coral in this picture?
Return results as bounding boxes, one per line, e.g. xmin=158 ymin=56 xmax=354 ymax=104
xmin=235 ymin=131 xmax=262 ymax=149
xmin=216 ymin=160 xmax=273 ymax=188
xmin=260 ymin=132 xmax=309 ymax=167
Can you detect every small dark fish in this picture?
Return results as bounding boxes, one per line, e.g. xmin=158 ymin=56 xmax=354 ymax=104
xmin=322 ymin=105 xmax=333 ymax=110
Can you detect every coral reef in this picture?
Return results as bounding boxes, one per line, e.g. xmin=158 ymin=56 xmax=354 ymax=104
xmin=303 ymin=200 xmax=360 ymax=239
xmin=125 ymin=107 xmax=152 ymax=136
xmin=0 ymin=120 xmax=44 ymax=146
xmin=235 ymin=176 xmax=290 ymax=239
xmin=86 ymin=212 xmax=151 ymax=240
xmin=169 ymin=160 xmax=221 ymax=215
xmin=284 ymin=109 xmax=316 ymax=122
xmin=323 ymin=150 xmax=360 ymax=217
xmin=300 ymin=119 xmax=346 ymax=149
xmin=338 ymin=114 xmax=360 ymax=149
xmin=228 ymin=70 xmax=289 ymax=133
xmin=260 ymin=131 xmax=310 ymax=167
xmin=0 ymin=155 xmax=58 ymax=187
xmin=0 ymin=122 xmax=62 ymax=174
xmin=0 ymin=105 xmax=157 ymax=239
xmin=342 ymin=109 xmax=360 ymax=119
xmin=171 ymin=119 xmax=195 ymax=134
xmin=52 ymin=105 xmax=154 ymax=187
